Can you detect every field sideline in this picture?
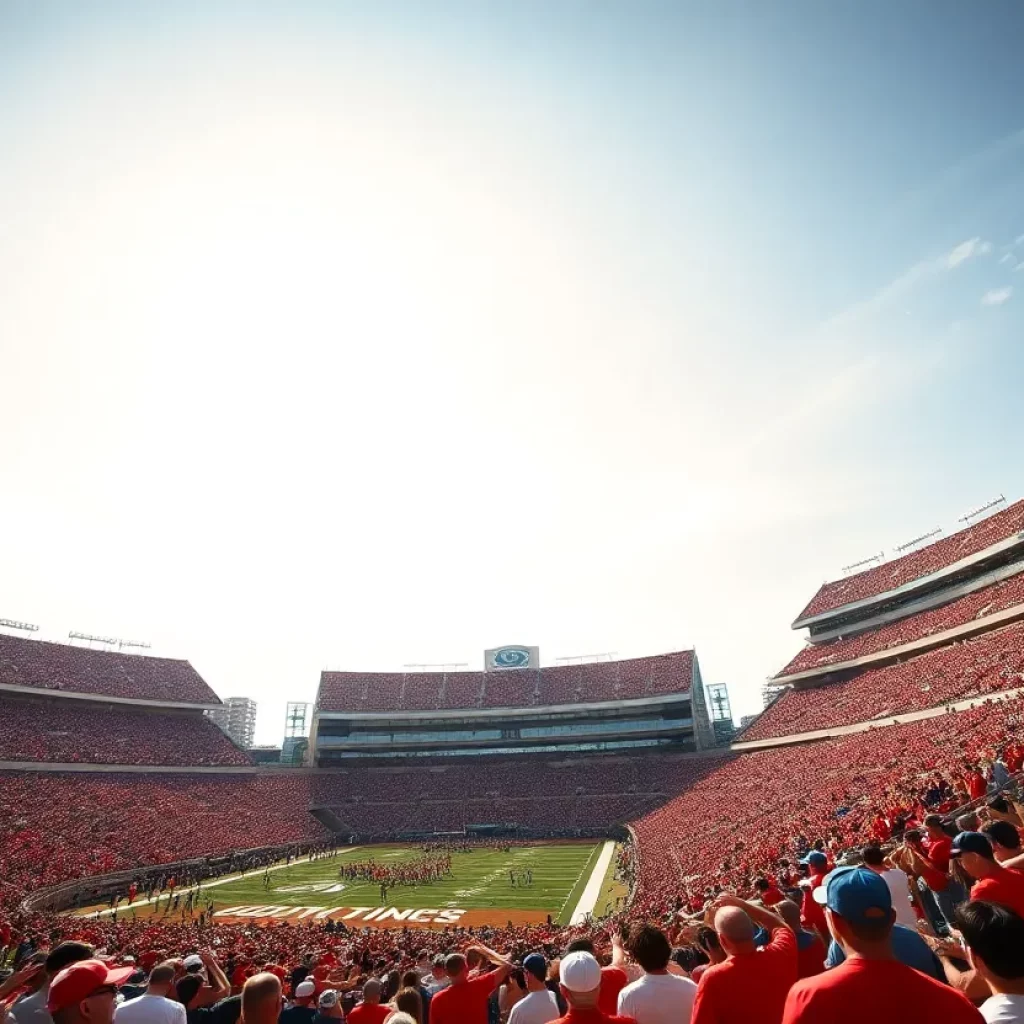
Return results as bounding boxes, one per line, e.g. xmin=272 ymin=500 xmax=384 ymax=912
xmin=79 ymin=841 xmax=618 ymax=930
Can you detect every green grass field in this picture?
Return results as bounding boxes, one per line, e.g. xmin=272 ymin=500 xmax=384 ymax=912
xmin=136 ymin=843 xmax=606 ymax=927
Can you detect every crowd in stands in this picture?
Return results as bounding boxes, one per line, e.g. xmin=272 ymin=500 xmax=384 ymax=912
xmin=632 ymin=692 xmax=1024 ymax=918
xmin=780 ymin=570 xmax=1024 ymax=677
xmin=797 ymin=497 xmax=1024 ymax=620
xmin=316 ymin=652 xmax=694 ymax=714
xmin=0 ymin=635 xmax=219 ymax=705
xmin=0 ymin=773 xmax=328 ymax=900
xmin=0 ymin=698 xmax=250 ymax=767
xmin=744 ymin=619 xmax=1024 ymax=741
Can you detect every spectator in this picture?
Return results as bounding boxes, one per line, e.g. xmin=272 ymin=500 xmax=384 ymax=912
xmin=424 ymin=958 xmax=448 ymax=995
xmin=553 ymin=952 xmax=635 ymax=1024
xmin=279 ymin=982 xmax=316 ymax=1024
xmin=240 ymin=976 xmax=281 ymax=1024
xmin=114 ymin=965 xmax=186 ymax=1024
xmin=617 ymin=925 xmax=696 ymax=1024
xmin=399 ymin=971 xmax=430 ymax=1024
xmin=798 ymin=853 xmax=829 ymax=942
xmin=310 ymin=992 xmax=341 ymax=1024
xmin=390 ymin=989 xmax=422 ymax=1024
xmin=859 ymin=847 xmax=917 ymax=929
xmin=781 ymin=867 xmax=982 ymax=1023
xmin=953 ymin=833 xmax=1024 ymax=918
xmin=13 ymin=943 xmax=96 ymax=1024
xmin=689 ymin=930 xmax=723 ymax=983
xmin=430 ymin=946 xmax=511 ymax=1024
xmin=954 ymin=901 xmax=1024 ymax=1023
xmin=507 ymin=955 xmax=558 ymax=1024
xmin=981 ymin=821 xmax=1024 ymax=868
xmin=347 ymin=981 xmax=389 ymax=1024
xmin=47 ymin=961 xmax=137 ymax=1024
xmin=775 ymin=902 xmax=826 ymax=980
xmin=691 ymin=894 xmax=796 ymax=1024
xmin=563 ymin=938 xmax=626 ymax=1017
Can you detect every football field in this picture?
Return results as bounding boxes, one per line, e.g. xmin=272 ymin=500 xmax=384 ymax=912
xmin=80 ymin=841 xmax=618 ymax=930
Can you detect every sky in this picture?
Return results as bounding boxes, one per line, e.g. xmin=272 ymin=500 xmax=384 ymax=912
xmin=1 ymin=1 xmax=1024 ymax=743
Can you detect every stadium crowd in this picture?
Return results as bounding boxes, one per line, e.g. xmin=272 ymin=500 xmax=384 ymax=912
xmin=744 ymin=620 xmax=1024 ymax=741
xmin=316 ymin=652 xmax=694 ymax=714
xmin=780 ymin=571 xmax=1024 ymax=677
xmin=0 ymin=636 xmax=217 ymax=704
xmin=0 ymin=700 xmax=250 ymax=768
xmin=796 ymin=498 xmax=1024 ymax=619
xmin=4 ymin=689 xmax=1024 ymax=1021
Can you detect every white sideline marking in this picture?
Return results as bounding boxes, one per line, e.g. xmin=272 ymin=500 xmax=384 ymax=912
xmin=569 ymin=841 xmax=615 ymax=925
xmin=79 ymin=849 xmax=358 ymax=918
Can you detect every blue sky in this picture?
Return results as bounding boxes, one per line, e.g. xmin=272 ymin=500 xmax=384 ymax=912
xmin=1 ymin=1 xmax=1022 ymax=740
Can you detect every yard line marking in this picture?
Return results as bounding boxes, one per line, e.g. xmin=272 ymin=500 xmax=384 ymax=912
xmin=79 ymin=849 xmax=358 ymax=919
xmin=569 ymin=841 xmax=615 ymax=925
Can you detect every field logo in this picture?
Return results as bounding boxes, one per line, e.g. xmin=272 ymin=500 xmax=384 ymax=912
xmin=488 ymin=646 xmax=533 ymax=670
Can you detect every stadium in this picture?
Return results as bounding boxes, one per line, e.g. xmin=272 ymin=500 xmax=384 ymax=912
xmin=2 ymin=495 xmax=1024 ymax=963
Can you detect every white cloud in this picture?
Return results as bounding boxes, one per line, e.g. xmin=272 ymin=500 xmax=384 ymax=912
xmin=1015 ymin=261 xmax=1024 ymax=273
xmin=981 ymin=286 xmax=1013 ymax=306
xmin=946 ymin=237 xmax=990 ymax=268
xmin=1015 ymin=233 xmax=1024 ymax=247
xmin=1000 ymin=252 xmax=1014 ymax=264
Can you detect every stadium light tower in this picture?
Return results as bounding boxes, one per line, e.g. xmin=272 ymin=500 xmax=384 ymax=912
xmin=892 ymin=527 xmax=942 ymax=555
xmin=959 ymin=494 xmax=1006 ymax=525
xmin=0 ymin=618 xmax=40 ymax=632
xmin=841 ymin=552 xmax=885 ymax=575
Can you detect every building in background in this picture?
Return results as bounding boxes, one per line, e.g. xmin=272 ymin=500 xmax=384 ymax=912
xmin=282 ymin=701 xmax=310 ymax=765
xmin=207 ymin=696 xmax=258 ymax=748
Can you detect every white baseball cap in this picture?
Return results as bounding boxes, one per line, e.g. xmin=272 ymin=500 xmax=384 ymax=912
xmin=558 ymin=951 xmax=601 ymax=993
xmin=183 ymin=955 xmax=204 ymax=970
xmin=295 ymin=980 xmax=316 ymax=999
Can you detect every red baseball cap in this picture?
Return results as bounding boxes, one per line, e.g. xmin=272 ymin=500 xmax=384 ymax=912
xmin=47 ymin=960 xmax=136 ymax=1013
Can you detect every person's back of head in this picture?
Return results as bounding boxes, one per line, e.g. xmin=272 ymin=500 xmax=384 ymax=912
xmin=776 ymin=900 xmax=803 ymax=933
xmin=241 ymin=973 xmax=281 ymax=1024
xmin=46 ymin=943 xmax=95 ymax=980
xmin=626 ymin=925 xmax=672 ymax=973
xmin=563 ymin=938 xmax=595 ymax=958
xmin=558 ymin=953 xmax=601 ymax=1010
xmin=955 ymin=901 xmax=1024 ymax=988
xmin=393 ymin=988 xmax=421 ymax=1023
xmin=175 ymin=975 xmax=203 ymax=1010
xmin=400 ymin=971 xmax=420 ymax=991
xmin=754 ymin=878 xmax=769 ymax=892
xmin=696 ymin=926 xmax=723 ymax=961
xmin=148 ymin=964 xmax=176 ymax=997
xmin=861 ymin=846 xmax=885 ymax=869
xmin=988 ymin=795 xmax=1012 ymax=816
xmin=713 ymin=907 xmax=755 ymax=956
xmin=361 ymin=979 xmax=382 ymax=1005
xmin=982 ymin=820 xmax=1022 ymax=856
xmin=957 ymin=811 xmax=981 ymax=833
xmin=386 ymin=1015 xmax=416 ymax=1024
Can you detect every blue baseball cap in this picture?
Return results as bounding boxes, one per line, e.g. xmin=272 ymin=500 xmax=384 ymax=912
xmin=800 ymin=851 xmax=828 ymax=869
xmin=522 ymin=953 xmax=546 ymax=982
xmin=812 ymin=867 xmax=892 ymax=924
xmin=951 ymin=832 xmax=994 ymax=858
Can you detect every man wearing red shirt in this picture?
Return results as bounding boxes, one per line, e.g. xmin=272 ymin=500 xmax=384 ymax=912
xmin=430 ymin=944 xmax=511 ymax=1024
xmin=754 ymin=878 xmax=786 ymax=908
xmin=798 ymin=852 xmax=828 ymax=942
xmin=953 ymin=831 xmax=1024 ymax=919
xmin=776 ymin=901 xmax=826 ymax=980
xmin=691 ymin=894 xmax=797 ymax=1024
xmin=905 ymin=819 xmax=967 ymax=928
xmin=347 ymin=979 xmax=390 ymax=1024
xmin=781 ymin=867 xmax=982 ymax=1024
xmin=551 ymin=952 xmax=635 ymax=1024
